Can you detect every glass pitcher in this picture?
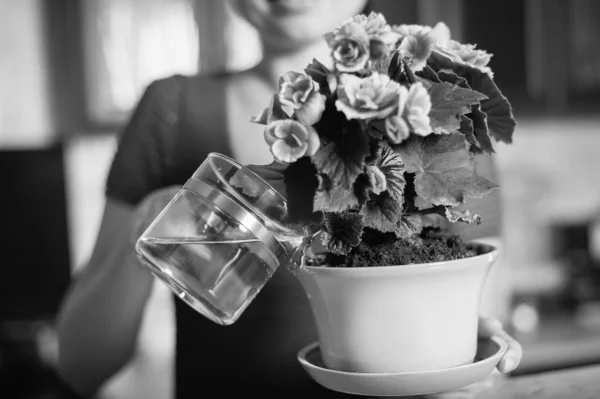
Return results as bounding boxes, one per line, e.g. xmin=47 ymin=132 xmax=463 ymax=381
xmin=136 ymin=153 xmax=305 ymax=325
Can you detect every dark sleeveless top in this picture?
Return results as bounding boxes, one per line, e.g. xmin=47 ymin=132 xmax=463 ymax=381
xmin=105 ymin=74 xmax=351 ymax=396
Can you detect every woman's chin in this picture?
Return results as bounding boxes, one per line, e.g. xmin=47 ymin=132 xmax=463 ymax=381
xmin=262 ymin=23 xmax=327 ymax=50
xmin=235 ymin=0 xmax=369 ymax=48
xmin=266 ymin=0 xmax=320 ymax=15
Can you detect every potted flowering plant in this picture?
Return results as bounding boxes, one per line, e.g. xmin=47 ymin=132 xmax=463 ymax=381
xmin=238 ymin=12 xmax=515 ymax=374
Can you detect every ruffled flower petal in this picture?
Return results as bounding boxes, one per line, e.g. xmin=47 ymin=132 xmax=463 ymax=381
xmin=429 ymin=22 xmax=451 ymax=45
xmin=271 ymin=140 xmax=308 ymax=163
xmin=385 ymin=114 xmax=410 ymax=144
xmin=278 ymin=71 xmax=320 ymax=109
xmin=406 ymin=82 xmax=432 ymax=136
xmin=393 ymin=24 xmax=432 ymax=38
xmin=398 ymin=33 xmax=435 ymax=71
xmin=325 ymin=22 xmax=371 ymax=72
xmin=356 ymin=13 xmax=401 ymax=61
xmin=335 ymin=73 xmax=401 ymax=120
xmin=384 ymin=82 xmax=432 ymax=142
xmin=354 ymin=12 xmax=401 ymax=46
xmin=430 ymin=22 xmax=494 ymax=76
xmin=397 ymin=85 xmax=408 ymax=112
xmin=321 ymin=211 xmax=364 ymax=255
xmin=392 ymin=24 xmax=436 ymax=72
xmin=353 ymin=12 xmax=387 ymax=37
xmin=408 ymin=110 xmax=432 ymax=136
xmin=376 ymin=30 xmax=403 ymax=47
xmin=326 ymin=12 xmax=401 ymax=71
xmin=448 ymin=41 xmax=493 ymax=69
xmin=295 ymin=92 xmax=326 ymax=126
xmin=326 ymin=73 xmax=338 ymax=93
xmin=366 ymin=165 xmax=387 ymax=195
xmin=305 ymin=126 xmax=321 ymax=156
xmin=264 ymin=120 xmax=320 ymax=163
xmin=407 ymin=82 xmax=431 ymax=112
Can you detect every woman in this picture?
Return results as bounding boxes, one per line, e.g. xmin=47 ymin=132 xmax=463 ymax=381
xmin=56 ymin=0 xmax=521 ymax=396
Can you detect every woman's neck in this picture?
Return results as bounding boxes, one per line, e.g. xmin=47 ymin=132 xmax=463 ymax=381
xmin=252 ymin=40 xmax=332 ymax=89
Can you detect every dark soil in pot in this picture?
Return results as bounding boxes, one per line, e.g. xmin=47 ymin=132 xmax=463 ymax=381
xmin=326 ymin=227 xmax=480 ymax=267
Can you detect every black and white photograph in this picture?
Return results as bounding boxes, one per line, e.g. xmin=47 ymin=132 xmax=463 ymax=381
xmin=1 ymin=1 xmax=600 ymax=398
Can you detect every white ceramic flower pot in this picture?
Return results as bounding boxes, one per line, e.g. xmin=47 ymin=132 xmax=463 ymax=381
xmin=293 ymin=242 xmax=499 ymax=373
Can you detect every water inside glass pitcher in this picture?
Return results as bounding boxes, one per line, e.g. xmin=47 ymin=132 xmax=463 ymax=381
xmin=136 ymin=153 xmax=309 ymax=325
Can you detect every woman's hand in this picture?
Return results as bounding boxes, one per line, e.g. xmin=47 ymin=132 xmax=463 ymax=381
xmin=56 ymin=186 xmax=181 ymax=396
xmin=132 ymin=185 xmax=182 ymax=241
xmin=478 ymin=316 xmax=522 ymax=373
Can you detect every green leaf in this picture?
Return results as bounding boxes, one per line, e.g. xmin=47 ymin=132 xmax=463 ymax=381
xmin=414 ymin=195 xmax=434 ymax=210
xmin=367 ymin=120 xmax=386 ymax=141
xmin=250 ymin=94 xmax=289 ymax=125
xmin=428 ymin=51 xmax=516 ymax=144
xmin=363 ymin=191 xmax=399 ymax=234
xmin=395 ymin=133 xmax=498 ymax=207
xmin=321 ymin=212 xmax=364 ymax=255
xmin=230 ymin=162 xmax=288 ymax=198
xmin=376 ymin=141 xmax=406 ymax=206
xmin=355 ymin=140 xmax=405 ymax=219
xmin=434 ymin=70 xmax=494 ymax=154
xmin=312 ymin=143 xmax=361 ymax=189
xmin=401 ymin=172 xmax=418 ymax=212
xmin=363 ymin=192 xmax=420 ymax=239
xmin=459 ymin=115 xmax=480 ymax=151
xmin=283 ymin=157 xmax=322 ymax=225
xmin=314 ymin=174 xmax=360 ymax=213
xmin=311 ymin=120 xmax=370 ymax=189
xmin=250 ymin=107 xmax=269 ymax=125
xmin=311 ymin=122 xmax=367 ymax=214
xmin=373 ymin=53 xmax=393 ymax=75
xmin=353 ymin=173 xmax=372 ymax=206
xmin=304 ymin=58 xmax=331 ymax=91
xmin=416 ymin=65 xmax=442 ymax=83
xmin=437 ymin=71 xmax=469 ymax=89
xmin=354 ymin=138 xmax=386 ymax=206
xmin=396 ymin=215 xmax=423 ymax=239
xmin=418 ymin=78 xmax=487 ymax=135
xmin=445 ymin=207 xmax=482 ymax=224
xmin=403 ymin=59 xmax=417 ymax=84
xmin=470 ymin=105 xmax=494 ymax=153
xmin=387 ymin=51 xmax=404 ymax=83
xmin=410 ymin=204 xmax=481 ymax=225
xmin=229 ymin=163 xmax=289 ymax=226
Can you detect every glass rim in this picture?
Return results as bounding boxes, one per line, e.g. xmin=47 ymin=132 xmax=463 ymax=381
xmin=205 ymin=152 xmax=301 ymax=237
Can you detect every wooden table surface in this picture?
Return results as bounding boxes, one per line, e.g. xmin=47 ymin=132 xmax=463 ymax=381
xmin=512 ymin=313 xmax=600 ymax=375
xmin=417 ymin=365 xmax=600 ymax=399
xmin=488 ymin=365 xmax=600 ymax=399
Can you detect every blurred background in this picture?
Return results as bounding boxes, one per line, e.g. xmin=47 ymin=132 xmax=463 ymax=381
xmin=1 ymin=0 xmax=600 ymax=398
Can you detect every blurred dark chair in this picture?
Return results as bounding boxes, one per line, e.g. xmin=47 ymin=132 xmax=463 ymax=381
xmin=0 ymin=143 xmax=75 ymax=398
